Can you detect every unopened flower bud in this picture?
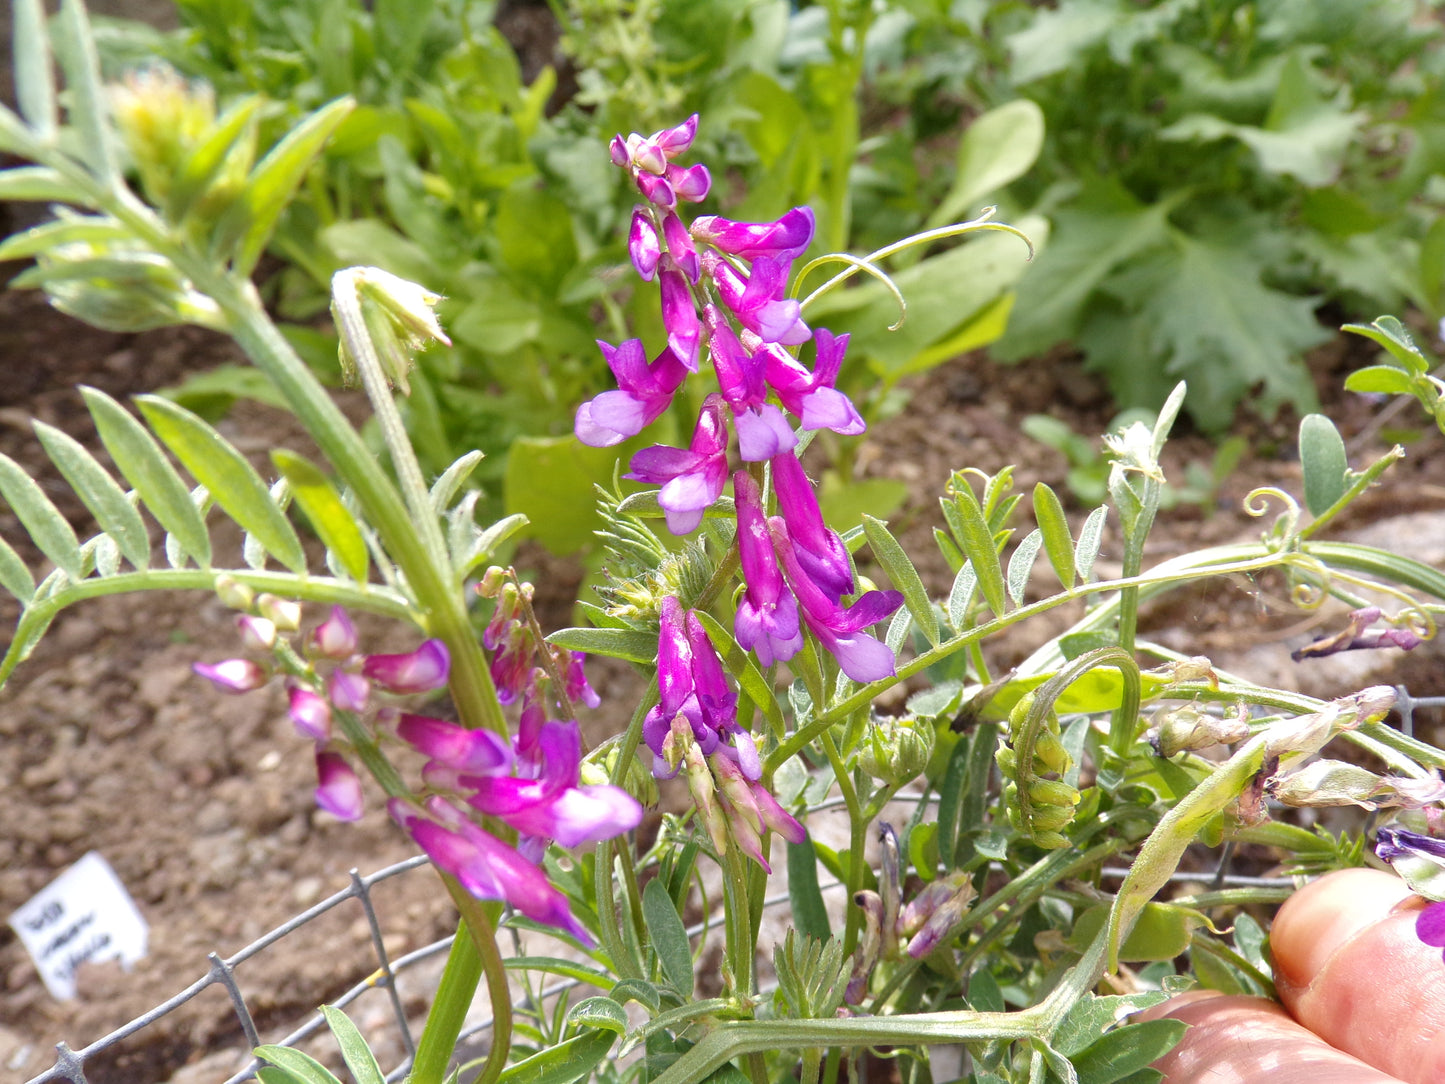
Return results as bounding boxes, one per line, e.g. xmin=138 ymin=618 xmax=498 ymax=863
xmin=193 ymin=658 xmax=267 ymax=694
xmin=475 ymin=566 xmax=508 ymax=599
xmin=684 ymin=740 xmax=727 ymax=855
xmin=287 ymin=686 xmax=332 ymax=742
xmin=309 ymin=606 xmax=357 ymax=659
xmin=1027 ymin=778 xmax=1081 ymax=808
xmin=329 ymin=669 xmax=370 ymax=712
xmin=858 ymin=715 xmax=935 ymax=787
xmin=314 ymin=750 xmax=363 ymax=821
xmin=339 ymin=267 xmax=452 ymax=394
xmin=1272 ymin=760 xmax=1445 ymax=811
xmin=1147 ymin=704 xmax=1249 ymax=758
xmin=109 ymin=64 xmax=215 ymax=205
xmin=256 ymin=593 xmax=301 ymax=632
xmin=846 ymin=890 xmax=884 ymax=1004
xmin=236 ymin=614 xmax=276 ymax=651
xmin=214 ymin=574 xmax=255 ymax=611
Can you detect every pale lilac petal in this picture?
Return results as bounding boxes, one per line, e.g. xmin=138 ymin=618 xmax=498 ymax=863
xmin=315 ymin=751 xmax=364 ymax=821
xmin=825 ymin=631 xmax=898 ymax=683
xmin=329 ymin=668 xmax=370 ymax=712
xmin=629 ymin=208 xmax=660 ymax=281
xmin=799 ymin=386 xmax=866 ymax=435
xmin=363 ymin=639 xmax=451 ymax=693
xmin=193 ymin=658 xmax=267 ymax=694
xmin=574 ymin=398 xmax=627 ymax=447
xmin=735 ymin=404 xmax=797 ymax=462
xmin=288 ymin=686 xmax=332 ymax=741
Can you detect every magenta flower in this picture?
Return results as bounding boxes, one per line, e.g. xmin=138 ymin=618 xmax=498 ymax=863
xmin=659 ymin=266 xmax=701 ymax=371
xmin=362 ymin=639 xmax=450 ymax=694
xmin=690 ymin=206 xmax=815 ymax=262
xmin=663 ymin=212 xmax=700 ymax=282
xmin=328 ymin=668 xmax=370 ymax=712
xmin=315 ymin=751 xmax=364 ymax=821
xmin=704 ymin=306 xmax=796 ymax=462
xmin=761 ymin=330 xmax=866 ymax=436
xmin=288 ymin=685 xmax=333 ymax=741
xmin=771 ymin=518 xmax=903 ymax=683
xmin=626 ymin=395 xmax=730 ymax=535
xmin=732 ymin=471 xmax=803 ymax=667
xmin=193 ymin=658 xmax=267 ymax=694
xmin=488 ymin=622 xmax=535 ymax=705
xmin=771 ymin=450 xmax=854 ymax=602
xmin=562 ymin=651 xmax=602 ymax=710
xmin=628 ymin=208 xmax=660 ymax=281
xmin=309 ymin=606 xmax=357 ymax=659
xmin=712 ymin=753 xmax=806 ymax=871
xmin=612 ymin=116 xmax=711 ymax=209
xmin=703 ymin=251 xmax=810 ymax=346
xmin=574 ymin=338 xmax=688 ymax=448
xmin=1292 ymin=605 xmax=1425 ymax=661
xmin=1419 ymin=901 xmax=1445 ymax=962
xmin=391 ymin=796 xmax=592 ymax=943
xmin=397 ymin=712 xmax=513 ymax=774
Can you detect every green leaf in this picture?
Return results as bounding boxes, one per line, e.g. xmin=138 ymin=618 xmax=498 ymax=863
xmin=1075 ymin=506 xmax=1108 ymax=582
xmin=1007 ymin=0 xmax=1119 ymax=83
xmin=54 ymin=0 xmax=117 ymax=184
xmin=253 ymin=1046 xmax=345 ymax=1084
xmin=1342 ymin=316 xmax=1431 ymax=376
xmin=166 ymin=95 xmax=262 ymax=224
xmin=429 ymin=450 xmax=484 ymax=514
xmin=566 ymin=996 xmax=629 ymax=1036
xmin=0 ymin=533 xmax=35 ymax=603
xmin=863 ymin=514 xmax=939 ymax=646
xmin=928 ymin=99 xmax=1045 ymax=227
xmin=33 ymin=420 xmax=150 ymax=570
xmin=547 ymin=626 xmax=658 ymax=665
xmin=318 ymin=1005 xmax=385 ymax=1084
xmin=1006 ymin=527 xmax=1043 ymax=606
xmin=82 ymin=386 xmax=211 ymax=567
xmin=12 ymin=0 xmax=57 ymax=139
xmin=1070 ymin=1019 xmax=1187 ymax=1084
xmin=1054 ymin=993 xmax=1170 ymax=1058
xmin=458 ymin=512 xmax=529 ymax=579
xmin=610 ymin=978 xmax=662 ymax=1013
xmin=255 ymin=1068 xmax=304 ymax=1084
xmin=136 ymin=396 xmax=305 ymax=572
xmin=1032 ymin=483 xmax=1075 ymax=589
xmin=272 ymin=450 xmax=369 ymax=582
xmin=1299 ymin=413 xmax=1348 ymax=518
xmin=0 ymin=451 xmax=82 ymax=581
xmin=935 ymin=735 xmax=971 ymax=867
xmin=945 ymin=484 xmax=1007 ymax=618
xmin=642 ymin=877 xmax=694 ymax=995
xmin=505 ymin=435 xmax=621 ymax=554
xmin=221 ymin=96 xmax=355 ymax=276
xmin=1344 ymin=365 xmax=1415 ymax=396
xmin=787 ymin=835 xmax=832 ymax=942
xmin=1070 ymin=902 xmax=1199 ymax=963
xmin=0 ymin=217 xmax=131 ymax=262
xmin=946 ymin=561 xmax=977 ymax=630
xmin=0 ymin=166 xmax=87 ymax=202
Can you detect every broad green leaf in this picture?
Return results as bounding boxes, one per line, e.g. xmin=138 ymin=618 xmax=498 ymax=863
xmin=1007 ymin=0 xmax=1119 ymax=83
xmin=946 ymin=484 xmax=1007 ymax=618
xmin=642 ymin=878 xmax=694 ymax=995
xmin=565 ymin=996 xmax=629 ymax=1036
xmin=54 ymin=0 xmax=117 ymax=184
xmin=136 ymin=395 xmax=305 ymax=572
xmin=1055 ymin=993 xmax=1171 ymax=1058
xmin=1075 ymin=506 xmax=1108 ymax=582
xmin=429 ymin=450 xmax=484 ymax=514
xmin=0 ymin=166 xmax=87 ymax=202
xmin=947 ymin=561 xmax=977 ymax=630
xmin=223 ymin=97 xmax=355 ymax=276
xmin=273 ymin=450 xmax=368 ymax=582
xmin=33 ymin=420 xmax=150 ymax=569
xmin=547 ymin=627 xmax=658 ymax=665
xmin=863 ymin=514 xmax=938 ymax=646
xmin=166 ymin=95 xmax=262 ymax=224
xmin=787 ymin=836 xmax=832 ymax=942
xmin=505 ymin=435 xmax=621 ymax=554
xmin=1033 ymin=483 xmax=1075 ymax=589
xmin=1344 ymin=365 xmax=1415 ymax=396
xmin=253 ymin=1046 xmax=345 ymax=1084
xmin=1342 ymin=316 xmax=1431 ymax=376
xmin=318 ymin=1006 xmax=384 ymax=1084
xmin=1299 ymin=413 xmax=1348 ymax=517
xmin=928 ymin=99 xmax=1045 ymax=227
xmin=1070 ymin=902 xmax=1199 ymax=963
xmin=0 ymin=533 xmax=35 ymax=603
xmin=1070 ymin=1019 xmax=1187 ymax=1084
xmin=13 ymin=0 xmax=57 ymax=138
xmin=496 ymin=183 xmax=579 ymax=292
xmin=1006 ymin=528 xmax=1043 ymax=606
xmin=0 ymin=451 xmax=82 ymax=581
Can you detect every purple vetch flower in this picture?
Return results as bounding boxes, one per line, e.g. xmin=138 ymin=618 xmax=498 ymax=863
xmin=397 ymin=712 xmax=513 ymax=774
xmin=659 ymin=265 xmax=701 ymax=371
xmin=488 ymin=622 xmax=535 ymax=705
xmin=562 ymin=651 xmax=601 ymax=710
xmin=732 ymin=471 xmax=803 ymax=667
xmin=1376 ymin=826 xmax=1445 ymax=863
xmin=288 ymin=685 xmax=333 ymax=741
xmin=310 ymin=606 xmax=358 ymax=659
xmin=703 ymin=251 xmax=810 ymax=346
xmin=236 ymin=614 xmax=276 ymax=651
xmin=771 ymin=449 xmax=854 ymax=602
xmin=1418 ymin=901 xmax=1445 ymax=963
xmin=761 ymin=330 xmax=866 ymax=436
xmin=625 ymin=395 xmax=730 ymax=535
xmin=704 ymin=306 xmax=796 ymax=462
xmin=1292 ymin=606 xmax=1425 ymax=661
xmin=628 ymin=208 xmax=660 ymax=281
xmin=193 ymin=658 xmax=267 ymax=694
xmin=771 ymin=518 xmax=904 ymax=683
xmin=574 ymin=338 xmax=688 ymax=448
xmin=362 ymin=639 xmax=450 ymax=694
xmin=690 ymin=206 xmax=815 ymax=262
xmin=328 ymin=668 xmax=371 ymax=713
xmin=315 ymin=751 xmax=364 ymax=821
xmin=711 ymin=753 xmax=805 ymax=871
xmin=663 ymin=212 xmax=699 ymax=283
xmin=611 ymin=117 xmax=711 ymax=210
xmin=391 ymin=795 xmax=592 ymax=943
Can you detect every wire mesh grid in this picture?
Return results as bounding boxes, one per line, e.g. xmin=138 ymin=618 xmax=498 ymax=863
xmin=20 ymin=689 xmax=1445 ymax=1084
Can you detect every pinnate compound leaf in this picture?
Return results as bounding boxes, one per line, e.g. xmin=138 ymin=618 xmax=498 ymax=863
xmin=33 ymin=420 xmax=149 ymax=569
xmin=136 ymin=395 xmax=305 ymax=573
xmin=642 ymin=878 xmax=693 ymax=996
xmin=273 ymin=450 xmax=368 ymax=582
xmin=1075 ymin=506 xmax=1108 ymax=582
xmin=83 ymin=386 xmax=211 ymax=567
xmin=252 ymin=1046 xmax=344 ymax=1084
xmin=0 ymin=451 xmax=82 ymax=581
xmin=1032 ymin=483 xmax=1075 ymax=589
xmin=1299 ymin=413 xmax=1348 ymax=517
xmin=946 ymin=485 xmax=1007 ymax=618
xmin=1343 ymin=316 xmax=1431 ymax=376
xmin=318 ymin=1006 xmax=384 ymax=1084
xmin=1006 ymin=528 xmax=1044 ymax=606
xmin=0 ymin=534 xmax=35 ymax=603
xmin=54 ymin=0 xmax=117 ymax=184
xmin=863 ymin=514 xmax=938 ymax=646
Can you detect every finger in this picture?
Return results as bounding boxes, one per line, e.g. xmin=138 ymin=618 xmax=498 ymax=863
xmin=1272 ymin=867 xmax=1445 ymax=1084
xmin=1138 ymin=990 xmax=1405 ymax=1083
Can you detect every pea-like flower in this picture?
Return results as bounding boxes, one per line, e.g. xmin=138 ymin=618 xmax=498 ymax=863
xmin=732 ymin=471 xmax=803 ymax=667
xmin=703 ymin=251 xmax=810 ymax=346
xmin=610 ymin=115 xmax=711 ymax=210
xmin=705 ymin=306 xmax=796 ymax=462
xmin=309 ymin=605 xmax=358 ymax=659
xmin=314 ymin=751 xmax=364 ymax=821
xmin=659 ymin=265 xmax=701 ymax=371
xmin=771 ymin=449 xmax=854 ymax=602
xmin=628 ymin=208 xmax=661 ymax=281
xmin=287 ymin=685 xmax=333 ymax=742
xmin=574 ymin=338 xmax=688 ymax=448
xmin=625 ymin=395 xmax=730 ymax=535
xmin=362 ymin=638 xmax=450 ymax=694
xmin=192 ymin=658 xmax=267 ymax=694
xmin=761 ymin=330 xmax=866 ymax=436
xmin=690 ymin=206 xmax=815 ymax=262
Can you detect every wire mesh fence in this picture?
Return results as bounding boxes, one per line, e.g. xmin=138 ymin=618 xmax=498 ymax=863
xmin=19 ymin=690 xmax=1445 ymax=1084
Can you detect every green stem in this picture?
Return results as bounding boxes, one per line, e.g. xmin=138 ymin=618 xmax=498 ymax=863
xmin=819 ymin=729 xmax=865 ymax=957
xmin=410 ymin=916 xmax=482 ymax=1084
xmin=722 ymin=843 xmax=757 ymax=999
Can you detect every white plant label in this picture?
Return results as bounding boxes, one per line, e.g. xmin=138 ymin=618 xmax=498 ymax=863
xmin=8 ymin=851 xmax=149 ymax=1000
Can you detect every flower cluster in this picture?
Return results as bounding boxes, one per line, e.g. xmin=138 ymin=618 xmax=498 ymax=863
xmin=192 ymin=579 xmax=637 ymax=940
